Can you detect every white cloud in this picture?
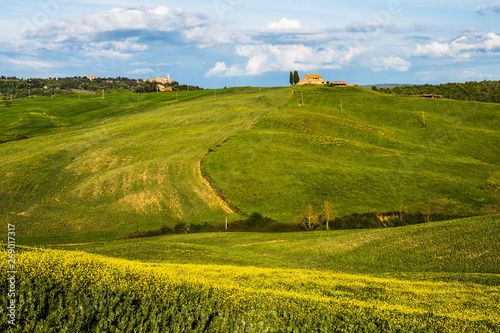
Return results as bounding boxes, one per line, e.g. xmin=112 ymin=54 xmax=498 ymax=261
xmin=205 ymin=44 xmax=372 ymax=77
xmin=21 ymin=6 xmax=240 ymax=51
xmin=204 ymin=62 xmax=245 ymax=77
xmin=82 ymin=47 xmax=134 ymax=60
xmin=346 ymin=21 xmax=393 ymax=33
xmin=127 ymin=68 xmax=155 ymax=75
xmin=416 ymin=69 xmax=495 ymax=82
xmin=415 ymin=41 xmax=459 ymax=58
xmin=482 ymin=32 xmax=500 ymax=50
xmin=93 ymin=37 xmax=149 ymax=53
xmin=414 ymin=32 xmax=500 ymax=59
xmin=475 ymin=2 xmax=500 ymax=15
xmin=457 ymin=70 xmax=495 ymax=80
xmin=372 ymin=57 xmax=411 ymax=72
xmin=8 ymin=59 xmax=54 ymax=68
xmin=267 ymin=18 xmax=301 ymax=30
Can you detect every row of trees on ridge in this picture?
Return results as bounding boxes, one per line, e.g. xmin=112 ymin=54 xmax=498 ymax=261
xmin=376 ymin=80 xmax=500 ymax=104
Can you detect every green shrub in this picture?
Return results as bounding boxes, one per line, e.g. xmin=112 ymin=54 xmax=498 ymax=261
xmin=174 ymin=221 xmax=188 ymax=234
xmin=160 ymin=224 xmax=174 ymax=234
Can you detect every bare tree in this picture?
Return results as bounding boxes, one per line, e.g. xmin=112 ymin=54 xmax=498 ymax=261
xmin=396 ymin=199 xmax=407 ymax=221
xmin=298 ymin=204 xmax=316 ymax=231
xmin=323 ymin=200 xmax=337 ymax=230
xmin=422 ymin=202 xmax=432 ymax=223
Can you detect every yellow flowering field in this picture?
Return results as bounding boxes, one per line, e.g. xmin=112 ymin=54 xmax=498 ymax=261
xmin=2 ymin=246 xmax=499 ymax=332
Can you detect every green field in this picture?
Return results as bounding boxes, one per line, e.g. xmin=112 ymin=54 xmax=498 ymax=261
xmin=0 ymin=90 xmax=211 ymax=142
xmin=2 ymin=215 xmax=499 ymax=332
xmin=2 ymin=86 xmax=498 ymax=243
xmin=204 ymin=85 xmax=500 ymax=221
xmin=0 ymin=88 xmax=291 ymax=244
xmin=1 ymin=86 xmax=499 ymax=331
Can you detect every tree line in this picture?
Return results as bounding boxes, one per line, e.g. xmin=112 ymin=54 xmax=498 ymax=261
xmin=375 ymin=80 xmax=500 ymax=103
xmin=0 ymin=76 xmax=203 ymax=100
xmin=125 ymin=199 xmax=472 ymax=239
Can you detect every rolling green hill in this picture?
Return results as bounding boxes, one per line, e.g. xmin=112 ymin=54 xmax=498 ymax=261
xmin=0 ymin=90 xmax=211 ymax=142
xmin=1 ymin=86 xmax=499 ymax=244
xmin=1 ymin=86 xmax=499 ymax=331
xmin=203 ymin=86 xmax=500 ymax=221
xmin=0 ymin=88 xmax=291 ymax=244
xmin=60 ymin=214 xmax=500 ymax=276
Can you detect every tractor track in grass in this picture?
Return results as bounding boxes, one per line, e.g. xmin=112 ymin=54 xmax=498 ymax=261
xmin=198 ymin=88 xmax=295 ymax=216
xmin=199 ymin=135 xmax=240 ymax=214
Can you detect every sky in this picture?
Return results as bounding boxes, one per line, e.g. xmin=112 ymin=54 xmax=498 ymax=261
xmin=0 ymin=0 xmax=499 ymax=88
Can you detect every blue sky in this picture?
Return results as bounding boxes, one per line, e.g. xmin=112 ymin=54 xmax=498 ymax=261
xmin=1 ymin=0 xmax=499 ymax=88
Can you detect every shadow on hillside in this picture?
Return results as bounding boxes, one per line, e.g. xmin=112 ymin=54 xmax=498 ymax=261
xmin=123 ymin=211 xmax=475 ymax=239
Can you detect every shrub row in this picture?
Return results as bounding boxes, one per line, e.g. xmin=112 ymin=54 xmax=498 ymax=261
xmin=125 ymin=210 xmax=472 ymax=240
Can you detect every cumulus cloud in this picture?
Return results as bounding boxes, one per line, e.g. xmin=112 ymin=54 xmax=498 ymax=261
xmin=204 ymin=62 xmax=245 ymax=77
xmin=20 ymin=6 xmax=240 ymax=56
xmin=205 ymin=44 xmax=372 ymax=77
xmin=372 ymin=57 xmax=411 ymax=72
xmin=475 ymin=2 xmax=500 ymax=15
xmin=414 ymin=32 xmax=500 ymax=58
xmin=415 ymin=41 xmax=459 ymax=58
xmin=267 ymin=18 xmax=301 ymax=30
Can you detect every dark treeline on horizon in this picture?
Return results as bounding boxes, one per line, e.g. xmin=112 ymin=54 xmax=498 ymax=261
xmin=375 ymin=80 xmax=500 ymax=104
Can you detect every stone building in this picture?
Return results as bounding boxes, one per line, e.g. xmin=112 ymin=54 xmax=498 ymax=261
xmin=152 ymin=74 xmax=174 ymax=85
xmin=297 ymin=74 xmax=325 ymax=85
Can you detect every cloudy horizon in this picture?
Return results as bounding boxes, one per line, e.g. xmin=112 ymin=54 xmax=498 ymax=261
xmin=1 ymin=0 xmax=499 ymax=88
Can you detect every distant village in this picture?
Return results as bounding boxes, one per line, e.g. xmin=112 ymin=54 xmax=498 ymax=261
xmin=84 ymin=74 xmax=176 ymax=92
xmin=0 ymin=74 xmax=203 ymax=99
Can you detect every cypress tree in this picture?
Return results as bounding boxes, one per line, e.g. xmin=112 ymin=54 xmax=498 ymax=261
xmin=289 ymin=71 xmax=294 ymax=85
xmin=293 ymin=71 xmax=300 ymax=85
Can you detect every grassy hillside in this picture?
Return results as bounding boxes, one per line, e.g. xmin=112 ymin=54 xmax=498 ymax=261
xmin=2 ymin=216 xmax=499 ymax=332
xmin=0 ymin=87 xmax=291 ymax=244
xmin=1 ymin=84 xmax=498 ymax=331
xmin=203 ymin=86 xmax=500 ymax=222
xmin=59 ymin=214 xmax=500 ymax=275
xmin=0 ymin=90 xmax=211 ymax=142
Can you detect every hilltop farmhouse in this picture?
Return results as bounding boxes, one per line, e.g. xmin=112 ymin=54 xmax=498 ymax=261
xmin=297 ymin=74 xmax=325 ymax=85
xmin=296 ymin=74 xmax=355 ymax=87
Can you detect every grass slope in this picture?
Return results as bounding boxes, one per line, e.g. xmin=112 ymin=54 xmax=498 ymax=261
xmin=2 ymin=216 xmax=499 ymax=332
xmin=0 ymin=91 xmax=211 ymax=141
xmin=0 ymin=87 xmax=291 ymax=244
xmin=203 ymin=86 xmax=500 ymax=222
xmin=60 ymin=214 xmax=500 ymax=276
